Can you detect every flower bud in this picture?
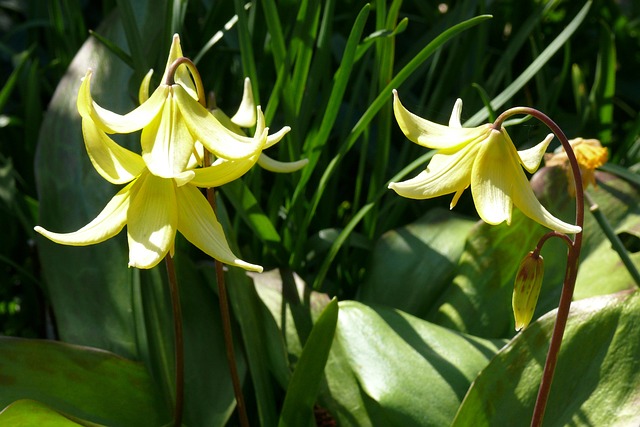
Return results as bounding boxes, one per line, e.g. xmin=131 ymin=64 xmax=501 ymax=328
xmin=512 ymin=251 xmax=544 ymax=331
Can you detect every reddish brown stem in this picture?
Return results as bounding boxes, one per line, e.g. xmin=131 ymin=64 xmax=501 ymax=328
xmin=165 ymin=255 xmax=184 ymax=427
xmin=494 ymin=108 xmax=584 ymax=427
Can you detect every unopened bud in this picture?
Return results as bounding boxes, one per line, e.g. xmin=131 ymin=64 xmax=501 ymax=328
xmin=512 ymin=251 xmax=544 ymax=331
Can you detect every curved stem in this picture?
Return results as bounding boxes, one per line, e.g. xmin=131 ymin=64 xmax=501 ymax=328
xmin=204 ymin=151 xmax=250 ymax=427
xmin=165 ymin=56 xmax=206 ymax=106
xmin=165 ymin=255 xmax=184 ymax=427
xmin=494 ymin=107 xmax=584 ymax=427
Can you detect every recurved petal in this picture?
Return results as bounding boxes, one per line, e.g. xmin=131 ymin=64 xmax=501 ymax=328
xmin=189 ymin=155 xmax=260 ymax=188
xmin=257 ymin=153 xmax=308 ymax=173
xmin=448 ymin=98 xmax=463 ymax=128
xmin=141 ymin=90 xmax=195 ymax=178
xmin=127 ymin=172 xmax=178 ymax=269
xmin=392 ymin=90 xmax=486 ymax=150
xmin=34 ymin=181 xmax=132 ymax=245
xmin=82 ymin=118 xmax=145 ymax=184
xmin=77 ymin=69 xmax=169 ymax=134
xmin=175 ymin=85 xmax=267 ymax=160
xmin=176 ymin=184 xmax=263 ymax=272
xmin=510 ymin=169 xmax=582 ymax=234
xmin=160 ymin=34 xmax=197 ymax=99
xmin=517 ymin=133 xmax=554 ymax=173
xmin=230 ymin=77 xmax=257 ymax=128
xmin=471 ymin=129 xmax=514 ymax=225
xmin=388 ymin=141 xmax=478 ymax=201
xmin=138 ymin=69 xmax=154 ymax=104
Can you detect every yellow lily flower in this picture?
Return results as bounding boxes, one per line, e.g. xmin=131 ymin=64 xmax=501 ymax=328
xmin=389 ymin=90 xmax=581 ymax=234
xmin=544 ymin=137 xmax=608 ymax=197
xmin=35 ymin=113 xmax=267 ymax=271
xmin=33 ymin=34 xmax=292 ymax=271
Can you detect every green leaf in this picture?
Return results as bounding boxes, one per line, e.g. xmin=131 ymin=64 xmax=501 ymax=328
xmin=320 ymin=301 xmax=506 ymax=426
xmin=465 ymin=1 xmax=592 ymax=126
xmin=278 ymin=298 xmax=339 ymax=427
xmin=358 ymin=208 xmax=476 ymax=318
xmin=0 ymin=400 xmax=102 ymax=426
xmin=0 ymin=338 xmax=168 ymax=426
xmin=452 ymin=290 xmax=640 ymax=427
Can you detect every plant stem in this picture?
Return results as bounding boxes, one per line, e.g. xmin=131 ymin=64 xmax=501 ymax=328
xmin=165 ymin=255 xmax=184 ymax=427
xmin=494 ymin=108 xmax=585 ymax=427
xmin=584 ymin=191 xmax=640 ymax=286
xmin=205 ymin=161 xmax=250 ymax=427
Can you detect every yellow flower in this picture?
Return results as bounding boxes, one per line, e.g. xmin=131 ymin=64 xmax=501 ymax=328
xmin=512 ymin=251 xmax=544 ymax=331
xmin=389 ymin=91 xmax=581 ymax=234
xmin=34 ymin=34 xmax=291 ymax=271
xmin=35 ymin=109 xmax=267 ymax=270
xmin=544 ymin=137 xmax=608 ymax=197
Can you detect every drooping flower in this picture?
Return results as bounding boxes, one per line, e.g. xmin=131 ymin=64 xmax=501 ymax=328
xmin=512 ymin=251 xmax=544 ymax=331
xmin=389 ymin=90 xmax=581 ymax=234
xmin=544 ymin=137 xmax=608 ymax=197
xmin=34 ymin=34 xmax=292 ymax=271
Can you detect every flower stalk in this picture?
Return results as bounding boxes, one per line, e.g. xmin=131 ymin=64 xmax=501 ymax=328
xmin=494 ymin=107 xmax=584 ymax=427
xmin=165 ymin=254 xmax=184 ymax=427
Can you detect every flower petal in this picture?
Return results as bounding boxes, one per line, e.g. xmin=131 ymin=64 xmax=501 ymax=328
xmin=189 ymin=155 xmax=260 ymax=188
xmin=230 ymin=77 xmax=257 ymax=128
xmin=510 ymin=171 xmax=582 ymax=234
xmin=257 ymin=153 xmax=308 ymax=173
xmin=392 ymin=90 xmax=487 ymax=150
xmin=82 ymin=118 xmax=145 ymax=184
xmin=471 ymin=129 xmax=514 ymax=225
xmin=448 ymin=98 xmax=463 ymax=128
xmin=176 ymin=184 xmax=263 ymax=272
xmin=518 ymin=133 xmax=553 ymax=173
xmin=77 ymin=69 xmax=168 ymax=134
xmin=138 ymin=69 xmax=154 ymax=104
xmin=34 ymin=181 xmax=132 ymax=245
xmin=175 ymin=85 xmax=267 ymax=160
xmin=388 ymin=141 xmax=479 ymax=200
xmin=160 ymin=34 xmax=198 ymax=100
xmin=127 ymin=172 xmax=178 ymax=268
xmin=141 ymin=89 xmax=195 ymax=178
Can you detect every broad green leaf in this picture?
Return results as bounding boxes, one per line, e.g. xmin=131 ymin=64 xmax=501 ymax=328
xmin=0 ymin=338 xmax=168 ymax=426
xmin=358 ymin=208 xmax=476 ymax=318
xmin=320 ymin=301 xmax=506 ymax=426
xmin=35 ymin=1 xmax=168 ymax=359
xmin=452 ymin=290 xmax=640 ymax=427
xmin=278 ymin=298 xmax=339 ymax=427
xmin=0 ymin=400 xmax=100 ymax=426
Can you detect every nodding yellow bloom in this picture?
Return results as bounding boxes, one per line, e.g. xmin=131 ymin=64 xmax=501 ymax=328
xmin=34 ymin=34 xmax=293 ymax=271
xmin=389 ymin=90 xmax=581 ymax=234
xmin=512 ymin=251 xmax=545 ymax=331
xmin=544 ymin=137 xmax=608 ymax=197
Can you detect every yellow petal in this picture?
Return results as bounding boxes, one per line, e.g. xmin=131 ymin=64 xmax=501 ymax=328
xmin=160 ymin=34 xmax=198 ymax=100
xmin=175 ymin=85 xmax=267 ymax=160
xmin=189 ymin=155 xmax=260 ymax=188
xmin=265 ymin=126 xmax=291 ymax=149
xmin=141 ymin=89 xmax=195 ymax=178
xmin=34 ymin=181 xmax=132 ymax=245
xmin=448 ymin=98 xmax=463 ymax=128
xmin=138 ymin=69 xmax=154 ymax=104
xmin=392 ymin=90 xmax=488 ymax=150
xmin=127 ymin=172 xmax=178 ymax=269
xmin=176 ymin=184 xmax=263 ymax=272
xmin=517 ymin=133 xmax=553 ymax=173
xmin=471 ymin=129 xmax=513 ymax=225
xmin=230 ymin=77 xmax=257 ymax=128
xmin=81 ymin=118 xmax=145 ymax=184
xmin=388 ymin=141 xmax=478 ymax=200
xmin=257 ymin=153 xmax=308 ymax=173
xmin=77 ymin=69 xmax=169 ymax=134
